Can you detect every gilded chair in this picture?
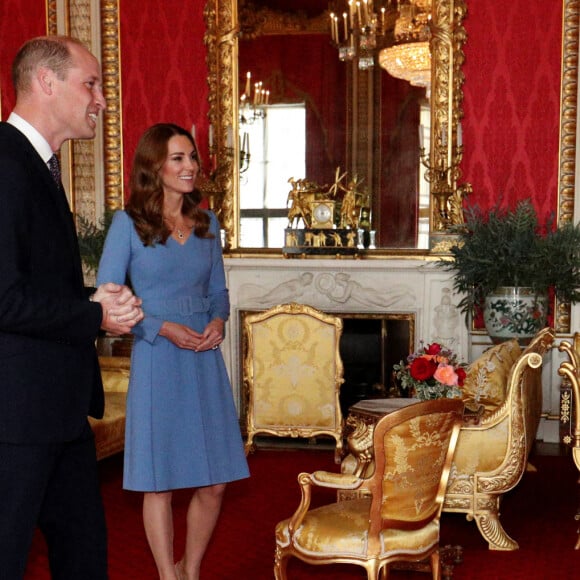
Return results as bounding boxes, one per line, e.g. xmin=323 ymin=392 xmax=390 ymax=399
xmin=88 ymin=356 xmax=130 ymax=460
xmin=243 ymin=303 xmax=344 ymax=462
xmin=274 ymin=399 xmax=464 ymax=580
xmin=340 ymin=327 xmax=555 ymax=550
xmin=443 ymin=327 xmax=554 ymax=550
xmin=557 ymin=333 xmax=580 ymax=549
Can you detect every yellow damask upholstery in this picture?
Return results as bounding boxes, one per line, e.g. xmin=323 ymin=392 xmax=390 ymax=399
xmin=557 ymin=333 xmax=580 ymax=549
xmin=88 ymin=356 xmax=130 ymax=461
xmin=274 ymin=399 xmax=464 ymax=579
xmin=462 ymin=339 xmax=522 ymax=412
xmin=243 ymin=303 xmax=344 ymax=462
xmin=443 ymin=327 xmax=554 ymax=550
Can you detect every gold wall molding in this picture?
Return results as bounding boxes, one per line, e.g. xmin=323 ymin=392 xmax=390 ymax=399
xmin=555 ymin=0 xmax=579 ymax=333
xmin=47 ymin=0 xmax=123 ymax=222
xmin=100 ymin=0 xmax=124 ymax=210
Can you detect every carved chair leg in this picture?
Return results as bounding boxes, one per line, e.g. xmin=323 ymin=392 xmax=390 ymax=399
xmin=474 ymin=507 xmax=519 ymax=551
xmin=430 ymin=549 xmax=441 ymax=580
xmin=273 ymin=547 xmax=288 ymax=580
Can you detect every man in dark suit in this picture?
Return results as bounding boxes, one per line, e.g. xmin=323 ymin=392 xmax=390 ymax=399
xmin=0 ymin=36 xmax=143 ymax=578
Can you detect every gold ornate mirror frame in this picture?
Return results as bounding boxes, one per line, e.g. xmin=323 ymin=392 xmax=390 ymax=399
xmin=203 ymin=0 xmax=470 ymax=255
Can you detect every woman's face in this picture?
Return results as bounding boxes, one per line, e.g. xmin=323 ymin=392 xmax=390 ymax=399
xmin=158 ymin=134 xmax=200 ymax=196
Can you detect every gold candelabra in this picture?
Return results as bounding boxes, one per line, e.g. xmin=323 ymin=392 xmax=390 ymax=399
xmin=419 ymin=128 xmax=465 ymax=232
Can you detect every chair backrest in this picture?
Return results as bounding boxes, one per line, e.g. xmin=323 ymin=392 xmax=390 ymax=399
xmin=243 ymin=302 xmax=344 ymax=450
xmin=507 ymin=327 xmax=554 ymax=458
xmin=364 ymin=399 xmax=463 ymax=550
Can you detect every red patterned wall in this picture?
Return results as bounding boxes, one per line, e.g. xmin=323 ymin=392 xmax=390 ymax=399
xmin=119 ymin=0 xmax=209 ymax=195
xmin=0 ymin=0 xmax=46 ymax=119
xmin=461 ymin=0 xmax=562 ymax=221
xmin=0 ymin=1 xmax=566 ymax=224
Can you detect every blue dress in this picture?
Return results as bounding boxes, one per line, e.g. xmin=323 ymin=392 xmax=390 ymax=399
xmin=96 ymin=210 xmax=249 ymax=492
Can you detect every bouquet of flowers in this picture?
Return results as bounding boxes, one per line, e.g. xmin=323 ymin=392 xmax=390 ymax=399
xmin=393 ymin=342 xmax=467 ymax=400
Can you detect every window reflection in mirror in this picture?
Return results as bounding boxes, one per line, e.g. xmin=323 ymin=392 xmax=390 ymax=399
xmin=240 ymin=104 xmax=306 ymax=247
xmin=238 ymin=21 xmax=430 ymax=250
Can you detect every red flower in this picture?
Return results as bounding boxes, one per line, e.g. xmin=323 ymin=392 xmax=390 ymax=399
xmin=424 ymin=343 xmax=442 ymax=355
xmin=456 ymin=367 xmax=467 ymax=387
xmin=410 ymin=357 xmax=437 ymax=381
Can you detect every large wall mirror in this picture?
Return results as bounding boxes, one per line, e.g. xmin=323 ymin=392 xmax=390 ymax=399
xmin=203 ymin=0 xmax=469 ymax=255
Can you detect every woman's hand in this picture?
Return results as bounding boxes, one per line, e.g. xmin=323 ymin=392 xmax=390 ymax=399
xmin=196 ymin=318 xmax=225 ymax=352
xmin=159 ymin=321 xmax=203 ymax=350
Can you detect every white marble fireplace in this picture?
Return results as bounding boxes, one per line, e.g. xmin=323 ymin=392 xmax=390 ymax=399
xmin=222 ymin=256 xmax=467 ymax=401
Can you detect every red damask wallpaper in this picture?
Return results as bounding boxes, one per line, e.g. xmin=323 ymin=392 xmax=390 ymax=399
xmin=0 ymin=0 xmax=45 ymax=119
xmin=462 ymin=0 xmax=562 ymax=220
xmin=0 ymin=0 xmax=567 ymax=223
xmin=119 ymin=0 xmax=209 ymax=193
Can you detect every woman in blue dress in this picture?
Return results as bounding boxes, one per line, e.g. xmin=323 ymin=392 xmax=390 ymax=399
xmin=97 ymin=123 xmax=249 ymax=580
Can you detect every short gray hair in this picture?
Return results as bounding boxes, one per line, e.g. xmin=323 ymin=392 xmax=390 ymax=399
xmin=12 ymin=35 xmax=86 ymax=95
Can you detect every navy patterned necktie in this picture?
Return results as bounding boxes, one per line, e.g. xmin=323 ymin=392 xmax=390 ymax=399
xmin=47 ymin=154 xmax=62 ymax=189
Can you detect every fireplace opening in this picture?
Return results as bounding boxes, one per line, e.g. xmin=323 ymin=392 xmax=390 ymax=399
xmin=338 ymin=314 xmax=414 ymax=414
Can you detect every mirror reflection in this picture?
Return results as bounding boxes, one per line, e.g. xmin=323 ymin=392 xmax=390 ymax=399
xmin=237 ymin=0 xmax=431 ymax=250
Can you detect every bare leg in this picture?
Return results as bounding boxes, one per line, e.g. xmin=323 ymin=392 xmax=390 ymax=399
xmin=143 ymin=491 xmax=180 ymax=580
xmin=177 ymin=483 xmax=226 ymax=580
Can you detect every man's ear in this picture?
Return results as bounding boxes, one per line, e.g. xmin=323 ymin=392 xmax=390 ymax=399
xmin=37 ymin=67 xmax=55 ymax=95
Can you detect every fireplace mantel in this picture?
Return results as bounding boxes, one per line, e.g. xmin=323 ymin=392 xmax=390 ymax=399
xmin=221 ymin=257 xmax=468 ymax=408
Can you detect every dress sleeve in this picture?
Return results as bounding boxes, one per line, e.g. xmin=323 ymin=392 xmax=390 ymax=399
xmin=96 ymin=210 xmax=132 ymax=287
xmin=96 ymin=211 xmax=164 ymax=343
xmin=206 ymin=211 xmax=230 ymax=322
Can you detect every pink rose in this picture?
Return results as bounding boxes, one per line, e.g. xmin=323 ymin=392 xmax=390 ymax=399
xmin=434 ymin=363 xmax=459 ymax=386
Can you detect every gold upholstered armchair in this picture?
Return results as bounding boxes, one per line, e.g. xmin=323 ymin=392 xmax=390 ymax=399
xmin=88 ymin=356 xmax=130 ymax=460
xmin=443 ymin=327 xmax=555 ymax=550
xmin=557 ymin=333 xmax=580 ymax=549
xmin=243 ymin=303 xmax=344 ymax=462
xmin=274 ymin=399 xmax=464 ymax=579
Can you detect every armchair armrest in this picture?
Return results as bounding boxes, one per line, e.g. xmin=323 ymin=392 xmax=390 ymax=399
xmin=288 ymin=471 xmax=365 ymax=534
xmin=311 ymin=470 xmax=363 ymax=489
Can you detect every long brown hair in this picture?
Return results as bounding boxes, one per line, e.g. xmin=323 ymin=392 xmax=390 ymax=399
xmin=126 ymin=123 xmax=212 ymax=246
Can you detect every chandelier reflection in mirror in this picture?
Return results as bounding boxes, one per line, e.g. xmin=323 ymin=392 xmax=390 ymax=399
xmin=329 ymin=0 xmax=432 ymax=84
xmin=379 ymin=0 xmax=432 ymax=87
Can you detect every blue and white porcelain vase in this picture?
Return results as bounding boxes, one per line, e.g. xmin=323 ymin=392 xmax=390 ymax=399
xmin=483 ymin=287 xmax=548 ymax=345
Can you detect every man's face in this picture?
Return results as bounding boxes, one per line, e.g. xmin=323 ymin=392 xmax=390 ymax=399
xmin=52 ymin=43 xmax=106 ymax=142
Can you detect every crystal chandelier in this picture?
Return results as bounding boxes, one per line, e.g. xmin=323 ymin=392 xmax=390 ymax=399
xmin=328 ymin=0 xmax=395 ymax=70
xmin=378 ymin=0 xmax=432 ymax=87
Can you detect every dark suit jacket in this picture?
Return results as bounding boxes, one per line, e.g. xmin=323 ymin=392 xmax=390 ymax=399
xmin=0 ymin=122 xmax=104 ymax=444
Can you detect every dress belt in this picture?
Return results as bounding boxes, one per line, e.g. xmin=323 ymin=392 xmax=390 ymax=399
xmin=145 ymin=296 xmax=210 ymax=316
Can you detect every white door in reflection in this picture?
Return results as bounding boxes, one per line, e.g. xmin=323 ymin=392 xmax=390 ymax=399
xmin=240 ymin=104 xmax=306 ymax=248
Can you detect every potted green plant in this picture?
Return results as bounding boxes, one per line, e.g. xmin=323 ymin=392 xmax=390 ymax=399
xmin=441 ymin=200 xmax=580 ymax=343
xmin=76 ymin=209 xmax=114 ymax=279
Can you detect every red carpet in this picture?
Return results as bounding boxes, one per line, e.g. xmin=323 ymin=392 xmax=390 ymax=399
xmin=25 ymin=447 xmax=580 ymax=578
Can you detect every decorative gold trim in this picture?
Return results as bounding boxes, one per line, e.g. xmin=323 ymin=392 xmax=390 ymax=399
xmin=101 ymin=0 xmax=124 ymax=210
xmin=203 ymin=0 xmax=238 ymax=250
xmin=555 ymin=0 xmax=579 ymax=334
xmin=205 ymin=0 xmax=469 ymax=253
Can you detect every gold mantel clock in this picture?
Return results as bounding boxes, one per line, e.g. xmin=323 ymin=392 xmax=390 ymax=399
xmin=310 ymin=200 xmax=335 ymax=229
